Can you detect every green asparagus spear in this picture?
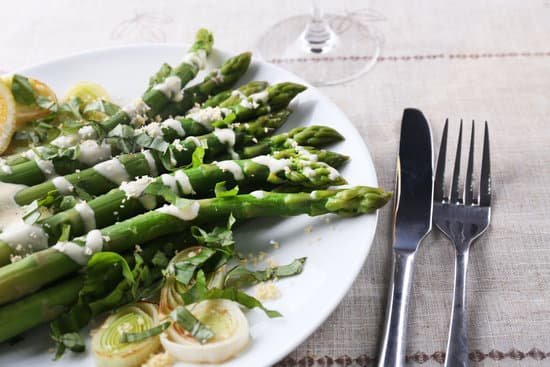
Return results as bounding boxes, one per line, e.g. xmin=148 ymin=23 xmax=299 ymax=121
xmin=3 ymin=29 xmax=216 ymax=168
xmin=0 ymin=187 xmax=391 ymax=305
xmin=0 ymin=82 xmax=305 ymax=186
xmin=0 ymin=231 xmax=195 ymax=343
xmin=0 ymin=56 xmax=255 ymax=182
xmin=13 ymin=110 xmax=293 ymax=205
xmin=0 ymin=149 xmax=346 ymax=264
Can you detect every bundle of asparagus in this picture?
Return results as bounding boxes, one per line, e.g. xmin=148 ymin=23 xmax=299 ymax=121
xmin=0 ymin=28 xmax=392 ymax=363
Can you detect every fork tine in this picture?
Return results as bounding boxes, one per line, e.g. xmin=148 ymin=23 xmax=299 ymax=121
xmin=464 ymin=121 xmax=475 ymax=204
xmin=479 ymin=122 xmax=491 ymax=206
xmin=434 ymin=119 xmax=449 ymax=201
xmin=449 ymin=120 xmax=463 ymax=203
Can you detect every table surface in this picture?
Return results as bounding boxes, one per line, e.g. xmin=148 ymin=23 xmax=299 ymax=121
xmin=2 ymin=0 xmax=549 ymax=366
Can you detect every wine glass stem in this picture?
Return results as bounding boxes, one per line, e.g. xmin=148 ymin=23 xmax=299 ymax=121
xmin=303 ymin=0 xmax=334 ymax=53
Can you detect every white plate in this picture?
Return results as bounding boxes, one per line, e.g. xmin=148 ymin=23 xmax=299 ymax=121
xmin=0 ymin=44 xmax=379 ymax=367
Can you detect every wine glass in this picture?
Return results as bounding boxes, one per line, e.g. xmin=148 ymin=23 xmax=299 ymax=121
xmin=256 ymin=0 xmax=382 ymax=86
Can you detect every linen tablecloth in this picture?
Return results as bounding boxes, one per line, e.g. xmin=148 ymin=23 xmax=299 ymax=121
xmin=1 ymin=0 xmax=549 ymax=365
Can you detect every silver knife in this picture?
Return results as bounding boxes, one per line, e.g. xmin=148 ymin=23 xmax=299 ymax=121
xmin=377 ymin=108 xmax=434 ymax=367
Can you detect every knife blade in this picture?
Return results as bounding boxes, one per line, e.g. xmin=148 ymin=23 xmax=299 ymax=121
xmin=377 ymin=108 xmax=434 ymax=367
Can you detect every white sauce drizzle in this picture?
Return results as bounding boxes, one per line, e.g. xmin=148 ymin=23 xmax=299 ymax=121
xmin=186 ymin=136 xmax=202 ymax=148
xmin=78 ymin=140 xmax=113 ymax=166
xmin=251 ymin=156 xmax=291 ymax=174
xmin=142 ymin=150 xmax=158 ymax=176
xmin=0 ymin=158 xmax=12 ymax=174
xmin=78 ymin=125 xmax=97 ymax=140
xmin=175 ymin=170 xmax=195 ymax=195
xmin=231 ymin=90 xmax=247 ymax=99
xmin=138 ymin=122 xmax=163 ymax=138
xmin=22 ymin=150 xmax=37 ymax=160
xmin=302 ymin=166 xmax=316 ymax=178
xmin=161 ymin=174 xmax=179 ymax=193
xmin=213 ymin=128 xmax=236 ymax=148
xmin=153 ymin=76 xmax=183 ymax=102
xmin=181 ymin=49 xmax=207 ymax=69
xmin=240 ymin=90 xmax=269 ymax=109
xmin=0 ymin=221 xmax=48 ymax=252
xmin=36 ymin=160 xmax=56 ymax=178
xmin=215 ymin=161 xmax=244 ymax=180
xmin=249 ymin=190 xmax=266 ymax=199
xmin=294 ymin=145 xmax=318 ymax=161
xmin=51 ymin=134 xmax=79 ymax=148
xmin=94 ymin=159 xmax=130 ymax=184
xmin=211 ymin=69 xmax=224 ymax=84
xmin=185 ymin=106 xmax=228 ymax=130
xmin=122 ymin=98 xmax=151 ymax=126
xmin=0 ymin=183 xmax=26 ymax=230
xmin=156 ymin=201 xmax=200 ymax=221
xmin=327 ymin=166 xmax=341 ymax=181
xmin=74 ymin=202 xmax=96 ymax=231
xmin=52 ymin=229 xmax=103 ymax=265
xmin=120 ymin=176 xmax=155 ymax=199
xmin=52 ymin=177 xmax=74 ymax=194
xmin=162 ymin=118 xmax=186 ymax=137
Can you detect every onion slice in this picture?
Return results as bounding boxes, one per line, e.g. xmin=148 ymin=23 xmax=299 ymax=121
xmin=159 ymin=246 xmax=205 ymax=315
xmin=92 ymin=302 xmax=161 ymax=367
xmin=161 ymin=299 xmax=250 ymax=363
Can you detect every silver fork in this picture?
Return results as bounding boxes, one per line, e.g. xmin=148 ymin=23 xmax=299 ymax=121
xmin=433 ymin=120 xmax=492 ymax=367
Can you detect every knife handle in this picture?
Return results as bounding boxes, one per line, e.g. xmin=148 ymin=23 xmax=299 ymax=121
xmin=377 ymin=251 xmax=416 ymax=367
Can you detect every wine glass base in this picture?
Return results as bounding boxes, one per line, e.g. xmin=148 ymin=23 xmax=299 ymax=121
xmin=256 ymin=14 xmax=381 ymax=86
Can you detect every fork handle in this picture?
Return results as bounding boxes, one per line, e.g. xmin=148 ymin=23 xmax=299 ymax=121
xmin=377 ymin=251 xmax=416 ymax=367
xmin=445 ymin=250 xmax=470 ymax=367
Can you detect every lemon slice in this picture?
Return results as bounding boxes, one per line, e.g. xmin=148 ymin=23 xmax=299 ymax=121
xmin=2 ymin=75 xmax=58 ymax=126
xmin=63 ymin=81 xmax=110 ymax=104
xmin=0 ymin=81 xmax=17 ymax=154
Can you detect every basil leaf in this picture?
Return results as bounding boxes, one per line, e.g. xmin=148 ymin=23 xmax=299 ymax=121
xmin=11 ymin=74 xmax=36 ymax=105
xmin=191 ymin=214 xmax=235 ymax=250
xmin=224 ymin=257 xmax=306 ymax=287
xmin=173 ymin=248 xmax=216 ymax=285
xmin=169 ymin=306 xmax=214 ymax=344
xmin=108 ymin=124 xmax=135 ymax=139
xmin=22 ymin=200 xmax=41 ymax=224
xmin=36 ymin=95 xmax=57 ymax=111
xmin=191 ymin=146 xmax=205 ymax=168
xmin=50 ymin=330 xmax=85 ymax=359
xmin=214 ymin=181 xmax=239 ymax=198
xmin=181 ymin=275 xmax=281 ymax=318
xmin=121 ymin=320 xmax=171 ymax=343
xmin=58 ymin=224 xmax=71 ymax=242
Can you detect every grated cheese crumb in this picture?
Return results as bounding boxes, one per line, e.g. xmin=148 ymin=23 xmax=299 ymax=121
xmin=9 ymin=254 xmax=22 ymax=263
xmin=255 ymin=281 xmax=280 ymax=301
xmin=267 ymin=257 xmax=278 ymax=267
xmin=304 ymin=226 xmax=313 ymax=234
xmin=269 ymin=240 xmax=280 ymax=249
xmin=142 ymin=352 xmax=175 ymax=367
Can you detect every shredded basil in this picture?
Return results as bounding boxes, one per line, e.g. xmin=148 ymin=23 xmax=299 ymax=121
xmin=170 ymin=305 xmax=214 ymax=344
xmin=172 ymin=248 xmax=216 ymax=285
xmin=214 ymin=181 xmax=239 ymax=198
xmin=11 ymin=74 xmax=36 ymax=105
xmin=191 ymin=146 xmax=205 ymax=168
xmin=120 ymin=320 xmax=171 ymax=343
xmin=224 ymin=257 xmax=306 ymax=287
xmin=181 ymin=270 xmax=281 ymax=318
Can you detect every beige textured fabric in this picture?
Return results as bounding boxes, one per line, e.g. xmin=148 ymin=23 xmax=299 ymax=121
xmin=1 ymin=0 xmax=549 ymax=365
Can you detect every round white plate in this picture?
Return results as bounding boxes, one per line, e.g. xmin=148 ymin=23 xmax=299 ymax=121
xmin=0 ymin=44 xmax=379 ymax=367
